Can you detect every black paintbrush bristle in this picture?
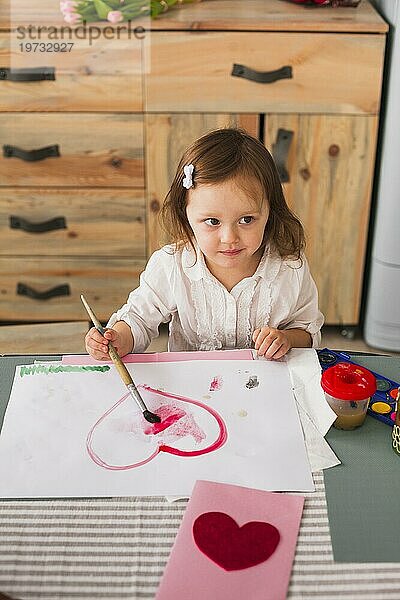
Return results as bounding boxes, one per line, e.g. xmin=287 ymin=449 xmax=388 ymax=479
xmin=143 ymin=410 xmax=161 ymax=424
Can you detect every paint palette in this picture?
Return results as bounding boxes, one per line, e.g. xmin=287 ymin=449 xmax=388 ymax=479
xmin=317 ymin=348 xmax=399 ymax=427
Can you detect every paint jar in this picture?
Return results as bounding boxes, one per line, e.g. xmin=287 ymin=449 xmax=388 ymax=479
xmin=321 ymin=363 xmax=376 ymax=430
xmin=391 ymin=388 xmax=400 ymax=456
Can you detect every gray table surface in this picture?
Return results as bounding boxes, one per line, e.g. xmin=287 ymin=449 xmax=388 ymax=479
xmin=0 ymin=352 xmax=399 ymax=600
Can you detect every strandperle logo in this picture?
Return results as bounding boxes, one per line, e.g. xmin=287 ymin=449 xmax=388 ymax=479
xmin=15 ymin=23 xmax=146 ymax=45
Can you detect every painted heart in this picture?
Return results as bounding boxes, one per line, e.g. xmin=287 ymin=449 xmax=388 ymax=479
xmin=86 ymin=385 xmax=227 ymax=470
xmin=193 ymin=511 xmax=280 ymax=571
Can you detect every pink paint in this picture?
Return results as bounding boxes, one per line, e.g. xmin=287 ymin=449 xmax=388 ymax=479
xmin=142 ymin=385 xmax=227 ymax=456
xmin=209 ymin=376 xmax=222 ymax=392
xmin=143 ymin=405 xmax=186 ymax=435
xmin=86 ymin=393 xmax=160 ymax=470
xmin=143 ymin=404 xmax=205 ymax=444
xmin=86 ymin=384 xmax=227 ymax=470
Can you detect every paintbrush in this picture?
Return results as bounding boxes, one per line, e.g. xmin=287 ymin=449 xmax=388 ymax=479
xmin=80 ymin=294 xmax=161 ymax=424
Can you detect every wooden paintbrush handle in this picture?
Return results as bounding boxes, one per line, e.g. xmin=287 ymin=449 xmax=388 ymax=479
xmin=108 ymin=343 xmax=132 ymax=386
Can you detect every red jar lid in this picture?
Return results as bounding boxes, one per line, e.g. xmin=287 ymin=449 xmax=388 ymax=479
xmin=321 ymin=362 xmax=377 ymax=401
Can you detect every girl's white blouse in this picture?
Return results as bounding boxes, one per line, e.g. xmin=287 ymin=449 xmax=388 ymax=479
xmin=107 ymin=243 xmax=324 ymax=352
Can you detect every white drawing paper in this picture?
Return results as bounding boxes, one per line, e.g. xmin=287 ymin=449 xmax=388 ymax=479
xmin=0 ymin=360 xmax=313 ymax=497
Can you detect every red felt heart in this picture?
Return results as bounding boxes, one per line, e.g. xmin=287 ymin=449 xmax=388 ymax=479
xmin=192 ymin=511 xmax=280 ymax=571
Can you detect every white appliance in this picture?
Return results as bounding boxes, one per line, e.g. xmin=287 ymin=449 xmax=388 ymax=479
xmin=364 ymin=0 xmax=400 ymax=351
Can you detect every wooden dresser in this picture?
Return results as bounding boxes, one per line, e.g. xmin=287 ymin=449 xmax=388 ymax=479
xmin=0 ymin=0 xmax=388 ymax=350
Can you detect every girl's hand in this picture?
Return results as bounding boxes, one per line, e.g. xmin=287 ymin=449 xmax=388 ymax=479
xmin=84 ymin=327 xmax=122 ymax=361
xmin=252 ymin=327 xmax=291 ymax=360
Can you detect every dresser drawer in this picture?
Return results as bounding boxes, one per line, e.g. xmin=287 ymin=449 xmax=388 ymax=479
xmin=0 ymin=189 xmax=146 ymax=257
xmin=0 ymin=34 xmax=142 ymax=111
xmin=0 ymin=113 xmax=144 ymax=187
xmin=145 ymin=32 xmax=384 ymax=114
xmin=0 ymin=258 xmax=145 ymax=321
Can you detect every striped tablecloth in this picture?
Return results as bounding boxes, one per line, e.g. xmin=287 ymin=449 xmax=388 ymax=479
xmin=0 ymin=472 xmax=399 ymax=599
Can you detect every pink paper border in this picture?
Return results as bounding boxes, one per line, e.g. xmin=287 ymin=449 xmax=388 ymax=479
xmin=62 ymin=349 xmax=254 ymax=365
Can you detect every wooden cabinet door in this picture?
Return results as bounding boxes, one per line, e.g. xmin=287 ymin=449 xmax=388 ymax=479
xmin=264 ymin=114 xmax=378 ymax=325
xmin=145 ymin=114 xmax=258 ymax=254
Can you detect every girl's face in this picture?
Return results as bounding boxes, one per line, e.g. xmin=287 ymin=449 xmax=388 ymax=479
xmin=186 ymin=178 xmax=269 ymax=278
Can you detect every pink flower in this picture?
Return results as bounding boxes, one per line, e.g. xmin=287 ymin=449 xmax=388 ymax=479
xmin=107 ymin=10 xmax=124 ymax=23
xmin=63 ymin=11 xmax=80 ymax=24
xmin=60 ymin=0 xmax=79 ymax=22
xmin=60 ymin=0 xmax=78 ymax=11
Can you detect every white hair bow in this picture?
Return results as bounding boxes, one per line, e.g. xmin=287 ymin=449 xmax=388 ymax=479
xmin=182 ymin=163 xmax=194 ymax=189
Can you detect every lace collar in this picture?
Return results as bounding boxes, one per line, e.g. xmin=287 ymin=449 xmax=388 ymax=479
xmin=181 ymin=241 xmax=282 ymax=286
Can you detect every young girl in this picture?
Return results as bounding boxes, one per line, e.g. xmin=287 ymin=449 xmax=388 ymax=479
xmin=85 ymin=128 xmax=323 ymax=360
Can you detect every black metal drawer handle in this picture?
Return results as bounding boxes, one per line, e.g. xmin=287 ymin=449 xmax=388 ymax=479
xmin=0 ymin=67 xmax=55 ymax=81
xmin=231 ymin=64 xmax=292 ymax=84
xmin=17 ymin=283 xmax=71 ymax=301
xmin=272 ymin=128 xmax=294 ymax=183
xmin=3 ymin=144 xmax=60 ymax=162
xmin=10 ymin=215 xmax=67 ymax=233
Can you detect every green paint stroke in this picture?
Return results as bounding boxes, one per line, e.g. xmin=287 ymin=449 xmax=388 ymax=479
xmin=20 ymin=364 xmax=110 ymax=377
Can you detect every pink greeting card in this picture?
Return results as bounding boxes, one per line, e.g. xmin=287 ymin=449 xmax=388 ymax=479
xmin=156 ymin=480 xmax=304 ymax=600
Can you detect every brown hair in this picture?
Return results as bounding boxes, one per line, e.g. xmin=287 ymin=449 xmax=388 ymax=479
xmin=160 ymin=128 xmax=305 ymax=259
